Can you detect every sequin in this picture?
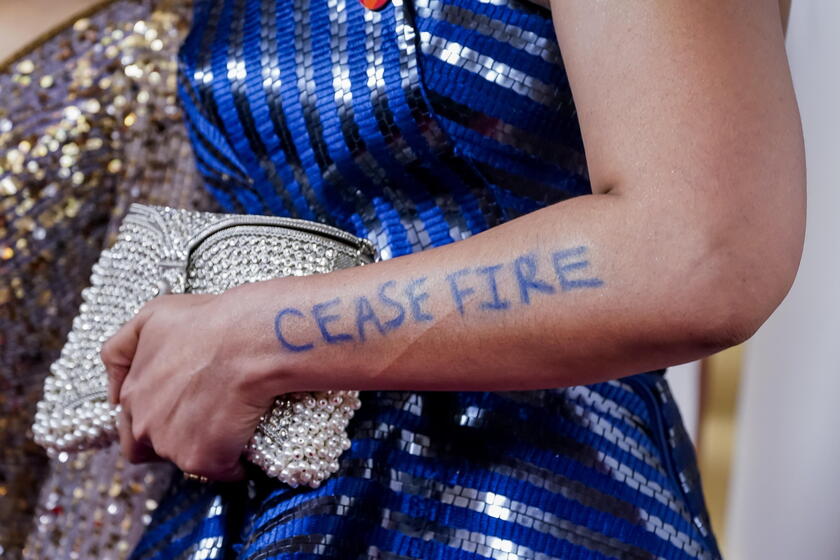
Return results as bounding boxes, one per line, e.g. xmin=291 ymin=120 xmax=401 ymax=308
xmin=0 ymin=1 xmax=219 ymax=558
xmin=3 ymin=0 xmax=722 ymax=557
xmin=130 ymin=0 xmax=721 ymax=557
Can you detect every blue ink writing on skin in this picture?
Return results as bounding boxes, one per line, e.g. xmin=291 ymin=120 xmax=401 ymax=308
xmin=377 ymin=280 xmax=405 ymax=331
xmin=404 ymin=277 xmax=434 ymax=322
xmin=274 ymin=308 xmax=315 ymax=352
xmin=446 ymin=268 xmax=475 ymax=315
xmin=273 ymin=246 xmax=604 ymax=353
xmin=312 ymin=298 xmax=354 ymax=344
xmin=476 ymin=264 xmax=510 ymax=310
xmin=355 ymin=296 xmax=386 ymax=342
xmin=552 ymin=247 xmax=605 ymax=291
xmin=513 ymin=254 xmax=556 ymax=304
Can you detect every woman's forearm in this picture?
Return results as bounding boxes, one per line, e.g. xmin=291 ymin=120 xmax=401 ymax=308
xmin=227 ymin=188 xmax=793 ymax=396
xmin=99 ymin=0 xmax=805 ymax=481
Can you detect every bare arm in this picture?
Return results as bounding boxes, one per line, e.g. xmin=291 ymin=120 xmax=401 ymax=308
xmin=104 ymin=0 xmax=805 ymax=478
xmin=220 ymin=0 xmax=804 ymax=391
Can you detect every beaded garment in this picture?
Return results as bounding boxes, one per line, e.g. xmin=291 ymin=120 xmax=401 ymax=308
xmin=0 ymin=1 xmax=219 ymax=558
xmin=130 ymin=0 xmax=723 ymax=559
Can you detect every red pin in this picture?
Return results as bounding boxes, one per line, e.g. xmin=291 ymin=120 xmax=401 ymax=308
xmin=360 ymin=0 xmax=390 ymax=10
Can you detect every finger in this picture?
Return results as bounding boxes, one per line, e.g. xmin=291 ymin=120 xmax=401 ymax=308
xmin=102 ymin=310 xmax=149 ymax=405
xmin=117 ymin=408 xmax=160 ymax=464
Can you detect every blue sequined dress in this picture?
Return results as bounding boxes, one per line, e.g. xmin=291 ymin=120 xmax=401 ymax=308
xmin=131 ymin=0 xmax=723 ymax=558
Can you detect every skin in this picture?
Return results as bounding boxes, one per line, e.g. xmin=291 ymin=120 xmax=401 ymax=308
xmin=0 ymin=0 xmax=103 ymax=61
xmin=102 ymin=0 xmax=806 ymax=481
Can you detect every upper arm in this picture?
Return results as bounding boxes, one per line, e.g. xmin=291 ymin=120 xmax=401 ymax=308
xmin=548 ymin=0 xmax=805 ymax=327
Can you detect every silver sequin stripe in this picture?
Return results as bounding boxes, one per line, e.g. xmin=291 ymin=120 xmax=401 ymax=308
xmin=364 ymin=7 xmax=426 ymax=256
xmin=644 ymin=377 xmax=713 ymax=540
xmin=178 ymin=496 xmax=226 ymax=560
xmin=496 ymin=392 xmax=669 ymax=478
xmin=133 ymin=486 xmax=226 ymax=560
xmin=366 ymin=6 xmax=469 ymax=254
xmin=350 ymin=414 xmax=697 ymax=528
xmin=419 ymin=31 xmax=562 ymax=109
xmin=294 ymin=0 xmax=389 ymax=240
xmin=329 ymin=0 xmax=388 ymax=185
xmin=564 ymin=385 xmax=648 ymax=433
xmin=228 ymin=0 xmax=299 ymax=216
xmin=240 ymin=398 xmax=708 ymax=559
xmin=247 ymin=494 xmax=651 ymax=560
xmin=393 ymin=0 xmax=481 ymax=246
xmin=488 ymin=391 xmax=672 ymax=479
xmin=183 ymin=536 xmax=224 ymax=560
xmin=376 ymin=467 xmax=660 ymax=560
xmin=243 ymin=408 xmax=705 ymax=558
xmin=610 ymin=378 xmax=700 ymax=491
xmin=183 ymin=2 xmax=262 ymax=207
xmin=247 ymin=465 xmax=659 ymax=560
xmin=491 ymin=460 xmax=709 ymax=557
xmin=364 ymin=8 xmax=418 ymax=167
xmin=258 ymin=0 xmax=331 ymax=221
xmin=353 ymin=398 xmax=696 ymax=526
xmin=293 ymin=0 xmax=344 ymax=188
xmin=379 ymin=389 xmax=675 ymax=490
xmin=571 ymin=400 xmax=671 ymax=476
xmin=414 ymin=0 xmax=562 ymax=65
xmin=190 ymin=0 xmax=230 ymax=153
xmin=497 ymin=389 xmax=672 ymax=477
xmin=328 ymin=0 xmax=396 ymax=254
xmin=246 ymin=532 xmax=346 ymax=558
xmin=393 ymin=0 xmax=448 ymax=151
xmin=492 ymin=390 xmax=695 ymax=523
xmin=607 ymin=379 xmax=711 ymax=532
xmin=391 ymin=0 xmax=503 ymax=238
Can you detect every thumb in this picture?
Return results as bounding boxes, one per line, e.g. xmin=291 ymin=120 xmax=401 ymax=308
xmin=101 ymin=307 xmax=152 ymax=405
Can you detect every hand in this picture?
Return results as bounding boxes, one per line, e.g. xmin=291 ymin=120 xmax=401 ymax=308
xmin=101 ymin=290 xmax=278 ymax=481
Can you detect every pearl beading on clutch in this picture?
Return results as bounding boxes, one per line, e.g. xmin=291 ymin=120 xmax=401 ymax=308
xmin=33 ymin=204 xmax=375 ymax=488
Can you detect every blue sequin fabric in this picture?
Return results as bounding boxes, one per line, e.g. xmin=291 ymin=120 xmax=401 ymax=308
xmin=131 ymin=0 xmax=722 ymax=558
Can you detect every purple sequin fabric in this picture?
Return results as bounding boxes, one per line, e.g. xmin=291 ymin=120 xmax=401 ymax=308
xmin=0 ymin=1 xmax=218 ymax=557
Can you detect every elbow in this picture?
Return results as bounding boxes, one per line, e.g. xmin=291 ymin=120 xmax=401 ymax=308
xmin=690 ymin=295 xmax=776 ymax=355
xmin=674 ymin=221 xmax=804 ymax=355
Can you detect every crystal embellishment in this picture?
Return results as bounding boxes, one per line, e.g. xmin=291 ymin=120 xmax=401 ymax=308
xmin=33 ymin=203 xmax=375 ymax=488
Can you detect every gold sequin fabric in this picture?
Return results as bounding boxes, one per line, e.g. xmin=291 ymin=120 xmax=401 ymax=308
xmin=0 ymin=0 xmax=218 ymax=557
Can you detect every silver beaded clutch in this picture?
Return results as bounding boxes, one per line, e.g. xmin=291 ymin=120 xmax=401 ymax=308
xmin=33 ymin=203 xmax=375 ymax=488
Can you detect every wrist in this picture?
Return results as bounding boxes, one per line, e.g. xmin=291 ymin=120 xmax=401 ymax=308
xmin=215 ymin=277 xmax=362 ymax=398
xmin=213 ymin=282 xmax=300 ymax=406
